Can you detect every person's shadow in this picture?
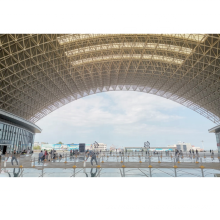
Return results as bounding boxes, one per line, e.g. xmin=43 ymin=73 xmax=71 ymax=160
xmin=90 ymin=168 xmax=97 ymax=177
xmin=5 ymin=168 xmax=20 ymax=177
xmin=13 ymin=168 xmax=20 ymax=177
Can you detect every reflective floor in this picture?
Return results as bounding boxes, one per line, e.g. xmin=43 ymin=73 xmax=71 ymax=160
xmin=29 ymin=153 xmax=220 ymax=163
xmin=0 ymin=167 xmax=220 ymax=177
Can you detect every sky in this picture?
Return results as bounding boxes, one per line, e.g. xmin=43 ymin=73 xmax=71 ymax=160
xmin=35 ymin=91 xmax=217 ymax=150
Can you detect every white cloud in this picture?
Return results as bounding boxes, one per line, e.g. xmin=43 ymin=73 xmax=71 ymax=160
xmin=36 ymin=91 xmax=186 ymax=138
xmin=39 ymin=91 xmax=183 ymax=128
xmin=34 ymin=91 xmax=217 ymax=149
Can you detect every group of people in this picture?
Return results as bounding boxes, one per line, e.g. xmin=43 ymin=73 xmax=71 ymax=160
xmin=38 ymin=149 xmax=58 ymax=162
xmin=38 ymin=149 xmax=99 ymax=166
xmin=38 ymin=149 xmax=83 ymax=163
xmin=175 ymin=149 xmax=183 ymax=156
xmin=210 ymin=149 xmax=215 ymax=155
xmin=69 ymin=150 xmax=79 ymax=156
xmin=0 ymin=149 xmax=32 ymax=165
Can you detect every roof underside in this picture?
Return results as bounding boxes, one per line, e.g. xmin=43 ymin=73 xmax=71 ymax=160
xmin=0 ymin=34 xmax=220 ymax=124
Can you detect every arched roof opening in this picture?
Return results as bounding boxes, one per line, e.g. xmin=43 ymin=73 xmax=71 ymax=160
xmin=0 ymin=34 xmax=220 ymax=124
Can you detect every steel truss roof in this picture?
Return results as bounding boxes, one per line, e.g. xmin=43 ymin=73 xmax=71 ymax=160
xmin=0 ymin=34 xmax=220 ymax=124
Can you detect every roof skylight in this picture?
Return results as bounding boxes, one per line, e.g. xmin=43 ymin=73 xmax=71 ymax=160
xmin=65 ymin=42 xmax=192 ymax=57
xmin=71 ymin=54 xmax=184 ymax=66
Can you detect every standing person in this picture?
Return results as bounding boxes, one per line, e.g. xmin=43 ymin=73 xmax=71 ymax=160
xmin=196 ymin=149 xmax=198 ymax=155
xmin=45 ymin=150 xmax=48 ymax=160
xmin=38 ymin=150 xmax=43 ymax=163
xmin=51 ymin=149 xmax=54 ymax=159
xmin=11 ymin=150 xmax=18 ymax=166
xmin=70 ymin=150 xmax=73 ymax=157
xmin=48 ymin=151 xmax=51 ymax=161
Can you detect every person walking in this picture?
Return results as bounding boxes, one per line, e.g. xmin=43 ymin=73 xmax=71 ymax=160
xmin=38 ymin=150 xmax=43 ymax=163
xmin=11 ymin=150 xmax=19 ymax=166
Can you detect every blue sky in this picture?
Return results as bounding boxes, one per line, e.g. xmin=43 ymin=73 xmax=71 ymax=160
xmin=35 ymin=91 xmax=217 ymax=150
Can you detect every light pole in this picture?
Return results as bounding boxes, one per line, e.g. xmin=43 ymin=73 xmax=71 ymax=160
xmin=201 ymin=140 xmax=204 ymax=150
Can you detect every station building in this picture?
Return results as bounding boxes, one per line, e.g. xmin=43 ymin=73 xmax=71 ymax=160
xmin=209 ymin=125 xmax=220 ymax=153
xmin=0 ymin=110 xmax=41 ymax=154
xmin=1 ymin=34 xmax=220 ymax=155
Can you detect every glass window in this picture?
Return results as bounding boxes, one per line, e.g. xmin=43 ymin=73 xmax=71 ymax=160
xmin=216 ymin=132 xmax=220 ymax=146
xmin=0 ymin=123 xmax=3 ymax=139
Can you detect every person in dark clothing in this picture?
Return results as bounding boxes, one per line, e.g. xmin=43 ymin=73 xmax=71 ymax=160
xmin=86 ymin=151 xmax=98 ymax=166
xmin=11 ymin=150 xmax=18 ymax=165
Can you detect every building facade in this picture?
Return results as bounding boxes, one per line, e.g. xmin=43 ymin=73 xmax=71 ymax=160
xmin=0 ymin=110 xmax=41 ymax=154
xmin=209 ymin=125 xmax=220 ymax=153
xmin=176 ymin=143 xmax=192 ymax=152
xmin=93 ymin=143 xmax=107 ymax=151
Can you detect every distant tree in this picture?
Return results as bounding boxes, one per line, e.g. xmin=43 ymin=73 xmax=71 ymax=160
xmin=57 ymin=141 xmax=64 ymax=144
xmin=33 ymin=146 xmax=41 ymax=150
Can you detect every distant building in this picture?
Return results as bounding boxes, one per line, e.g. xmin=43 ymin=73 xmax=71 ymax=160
xmin=192 ymin=146 xmax=203 ymax=152
xmin=124 ymin=147 xmax=175 ymax=152
xmin=93 ymin=143 xmax=107 ymax=151
xmin=209 ymin=125 xmax=220 ymax=153
xmin=169 ymin=142 xmax=193 ymax=152
xmin=34 ymin=142 xmax=40 ymax=146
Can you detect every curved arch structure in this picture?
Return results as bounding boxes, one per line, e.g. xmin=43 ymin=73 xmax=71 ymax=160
xmin=1 ymin=34 xmax=220 ymax=125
